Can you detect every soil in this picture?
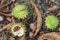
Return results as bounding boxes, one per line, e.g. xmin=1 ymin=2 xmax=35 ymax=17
xmin=0 ymin=0 xmax=60 ymax=40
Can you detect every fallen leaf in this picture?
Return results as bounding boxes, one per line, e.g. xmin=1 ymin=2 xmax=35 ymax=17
xmin=18 ymin=35 xmax=26 ymax=40
xmin=47 ymin=5 xmax=59 ymax=12
xmin=57 ymin=12 xmax=60 ymax=16
xmin=29 ymin=0 xmax=42 ymax=37
xmin=9 ymin=37 xmax=15 ymax=40
xmin=38 ymin=32 xmax=60 ymax=40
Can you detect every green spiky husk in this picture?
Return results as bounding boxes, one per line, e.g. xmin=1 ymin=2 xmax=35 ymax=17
xmin=10 ymin=23 xmax=26 ymax=36
xmin=12 ymin=4 xmax=29 ymax=19
xmin=45 ymin=15 xmax=59 ymax=30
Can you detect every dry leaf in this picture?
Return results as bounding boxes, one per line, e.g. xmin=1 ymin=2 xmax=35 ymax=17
xmin=9 ymin=37 xmax=15 ymax=40
xmin=29 ymin=0 xmax=42 ymax=36
xmin=47 ymin=5 xmax=59 ymax=12
xmin=0 ymin=23 xmax=12 ymax=32
xmin=38 ymin=32 xmax=60 ymax=40
xmin=18 ymin=35 xmax=26 ymax=40
xmin=57 ymin=12 xmax=60 ymax=16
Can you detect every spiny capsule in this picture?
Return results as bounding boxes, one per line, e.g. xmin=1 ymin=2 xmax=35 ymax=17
xmin=12 ymin=4 xmax=29 ymax=19
xmin=45 ymin=15 xmax=59 ymax=30
xmin=10 ymin=23 xmax=26 ymax=37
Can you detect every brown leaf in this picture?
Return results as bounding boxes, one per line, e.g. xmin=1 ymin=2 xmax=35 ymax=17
xmin=9 ymin=37 xmax=15 ymax=40
xmin=1 ymin=6 xmax=9 ymax=13
xmin=0 ymin=36 xmax=3 ymax=40
xmin=38 ymin=32 xmax=60 ymax=40
xmin=29 ymin=0 xmax=42 ymax=36
xmin=6 ymin=17 xmax=12 ymax=22
xmin=18 ymin=35 xmax=26 ymax=40
xmin=47 ymin=5 xmax=59 ymax=12
xmin=57 ymin=12 xmax=60 ymax=16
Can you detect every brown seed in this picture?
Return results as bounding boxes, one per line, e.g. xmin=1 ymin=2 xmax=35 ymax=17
xmin=14 ymin=26 xmax=20 ymax=32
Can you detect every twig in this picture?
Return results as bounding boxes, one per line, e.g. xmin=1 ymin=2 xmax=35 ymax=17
xmin=1 ymin=6 xmax=9 ymax=13
xmin=0 ymin=12 xmax=12 ymax=17
xmin=0 ymin=0 xmax=4 ymax=5
xmin=6 ymin=17 xmax=12 ymax=22
xmin=0 ymin=23 xmax=12 ymax=32
xmin=0 ymin=0 xmax=14 ymax=9
xmin=0 ymin=24 xmax=6 ymax=26
xmin=29 ymin=0 xmax=42 ymax=36
xmin=11 ymin=16 xmax=15 ymax=23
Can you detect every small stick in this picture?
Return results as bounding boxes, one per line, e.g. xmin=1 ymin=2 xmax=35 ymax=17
xmin=0 ymin=12 xmax=12 ymax=17
xmin=0 ymin=23 xmax=12 ymax=32
xmin=57 ymin=12 xmax=60 ymax=16
xmin=1 ymin=6 xmax=9 ymax=13
xmin=6 ymin=17 xmax=12 ymax=22
xmin=11 ymin=16 xmax=15 ymax=23
xmin=0 ymin=0 xmax=14 ymax=9
xmin=0 ymin=0 xmax=4 ymax=5
xmin=0 ymin=24 xmax=6 ymax=26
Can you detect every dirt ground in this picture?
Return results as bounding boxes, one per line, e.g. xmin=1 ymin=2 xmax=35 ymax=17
xmin=0 ymin=0 xmax=60 ymax=40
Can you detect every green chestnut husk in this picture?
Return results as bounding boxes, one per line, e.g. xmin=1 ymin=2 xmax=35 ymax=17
xmin=45 ymin=15 xmax=59 ymax=30
xmin=10 ymin=23 xmax=26 ymax=37
xmin=12 ymin=4 xmax=29 ymax=19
